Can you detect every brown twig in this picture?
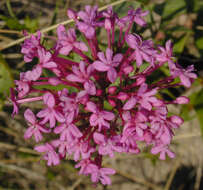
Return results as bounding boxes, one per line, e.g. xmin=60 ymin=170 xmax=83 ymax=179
xmin=0 ymin=142 xmax=40 ymax=155
xmin=164 ymin=160 xmax=180 ymax=190
xmin=194 ymin=162 xmax=203 ymax=190
xmin=0 ymin=29 xmax=22 ymax=35
xmin=104 ymin=163 xmax=161 ymax=190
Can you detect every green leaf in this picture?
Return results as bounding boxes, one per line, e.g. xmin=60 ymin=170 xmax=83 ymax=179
xmin=103 ymin=100 xmax=113 ymax=110
xmin=1 ymin=16 xmax=25 ymax=30
xmin=24 ymin=16 xmax=39 ymax=33
xmin=196 ymin=37 xmax=203 ymax=50
xmin=173 ymin=32 xmax=190 ymax=54
xmin=161 ymin=0 xmax=186 ymax=22
xmin=193 ymin=89 xmax=203 ymax=137
xmin=0 ymin=54 xmax=14 ymax=97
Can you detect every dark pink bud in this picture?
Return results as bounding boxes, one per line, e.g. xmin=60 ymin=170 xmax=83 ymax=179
xmin=96 ymin=89 xmax=103 ymax=96
xmin=123 ymin=65 xmax=134 ymax=75
xmin=174 ymin=96 xmax=189 ymax=104
xmin=108 ymin=86 xmax=117 ymax=94
xmin=108 ymin=99 xmax=116 ymax=107
xmin=48 ymin=78 xmax=61 ymax=86
xmin=117 ymin=92 xmax=129 ymax=101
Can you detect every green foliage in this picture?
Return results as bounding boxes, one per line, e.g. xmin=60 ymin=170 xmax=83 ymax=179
xmin=0 ymin=54 xmax=14 ymax=98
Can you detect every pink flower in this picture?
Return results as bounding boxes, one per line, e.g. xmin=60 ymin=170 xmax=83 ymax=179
xmin=122 ymin=111 xmax=148 ymax=137
xmin=102 ymin=6 xmax=118 ymax=30
xmin=66 ymin=61 xmax=96 ymax=95
xmin=125 ymin=8 xmax=149 ymax=26
xmin=126 ymin=34 xmax=156 ymax=67
xmin=89 ymin=166 xmax=116 ymax=185
xmin=37 ymin=92 xmax=65 ymax=128
xmin=57 ymin=25 xmax=88 ymax=55
xmin=170 ymin=64 xmax=197 ymax=87
xmin=86 ymin=101 xmax=115 ymax=131
xmin=93 ymin=48 xmax=123 ymax=83
xmin=25 ymin=48 xmax=57 ymax=81
xmin=156 ymin=40 xmax=174 ymax=63
xmin=76 ymin=5 xmax=102 ymax=39
xmin=93 ymin=132 xmax=123 ymax=157
xmin=123 ymin=83 xmax=162 ymax=110
xmin=54 ymin=112 xmax=82 ymax=141
xmin=35 ymin=143 xmax=60 ymax=166
xmin=15 ymin=72 xmax=30 ymax=98
xmin=21 ymin=31 xmax=41 ymax=62
xmin=68 ymin=140 xmax=95 ymax=161
xmin=151 ymin=143 xmax=175 ymax=160
xmin=24 ymin=109 xmax=50 ymax=142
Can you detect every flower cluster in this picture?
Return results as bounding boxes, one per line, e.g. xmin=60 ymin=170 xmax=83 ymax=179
xmin=11 ymin=5 xmax=196 ymax=185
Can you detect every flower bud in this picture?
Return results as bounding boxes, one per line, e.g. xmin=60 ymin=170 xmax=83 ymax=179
xmin=174 ymin=96 xmax=189 ymax=104
xmin=170 ymin=115 xmax=184 ymax=125
xmin=136 ymin=76 xmax=146 ymax=86
xmin=117 ymin=92 xmax=129 ymax=101
xmin=105 ymin=19 xmax=112 ymax=30
xmin=96 ymin=89 xmax=103 ymax=96
xmin=48 ymin=78 xmax=61 ymax=86
xmin=108 ymin=99 xmax=116 ymax=107
xmin=108 ymin=86 xmax=117 ymax=94
xmin=123 ymin=65 xmax=134 ymax=75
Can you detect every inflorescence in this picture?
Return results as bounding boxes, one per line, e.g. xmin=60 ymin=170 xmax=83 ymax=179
xmin=10 ymin=5 xmax=197 ymax=185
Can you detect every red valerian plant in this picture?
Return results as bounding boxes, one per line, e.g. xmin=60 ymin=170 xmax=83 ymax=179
xmin=10 ymin=5 xmax=196 ymax=185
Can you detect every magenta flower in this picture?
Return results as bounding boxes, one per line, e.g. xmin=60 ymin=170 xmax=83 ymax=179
xmin=122 ymin=111 xmax=148 ymax=137
xmin=86 ymin=101 xmax=115 ymax=131
xmin=21 ymin=31 xmax=41 ymax=62
xmin=93 ymin=48 xmax=123 ymax=83
xmin=25 ymin=48 xmax=57 ymax=81
xmin=24 ymin=109 xmax=50 ymax=142
xmin=35 ymin=143 xmax=60 ymax=166
xmin=93 ymin=132 xmax=123 ymax=157
xmin=76 ymin=5 xmax=102 ymax=39
xmin=57 ymin=25 xmax=88 ymax=55
xmin=156 ymin=40 xmax=174 ymax=63
xmin=123 ymin=83 xmax=163 ymax=111
xmin=126 ymin=34 xmax=156 ymax=67
xmin=66 ymin=61 xmax=96 ymax=95
xmin=125 ymin=8 xmax=149 ymax=27
xmin=170 ymin=64 xmax=197 ymax=87
xmin=86 ymin=164 xmax=116 ymax=185
xmin=37 ymin=92 xmax=65 ymax=128
xmin=151 ymin=143 xmax=175 ymax=160
xmin=11 ymin=5 xmax=196 ymax=185
xmin=15 ymin=72 xmax=30 ymax=98
xmin=54 ymin=112 xmax=82 ymax=141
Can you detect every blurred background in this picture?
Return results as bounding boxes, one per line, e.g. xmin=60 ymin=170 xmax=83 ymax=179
xmin=0 ymin=0 xmax=203 ymax=189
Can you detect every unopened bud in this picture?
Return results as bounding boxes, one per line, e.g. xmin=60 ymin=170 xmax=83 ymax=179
xmin=105 ymin=19 xmax=112 ymax=30
xmin=123 ymin=65 xmax=134 ymax=75
xmin=136 ymin=76 xmax=146 ymax=86
xmin=174 ymin=96 xmax=189 ymax=104
xmin=108 ymin=99 xmax=116 ymax=107
xmin=170 ymin=115 xmax=183 ymax=126
xmin=108 ymin=86 xmax=117 ymax=94
xmin=48 ymin=78 xmax=61 ymax=86
xmin=96 ymin=89 xmax=103 ymax=96
xmin=117 ymin=92 xmax=129 ymax=101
